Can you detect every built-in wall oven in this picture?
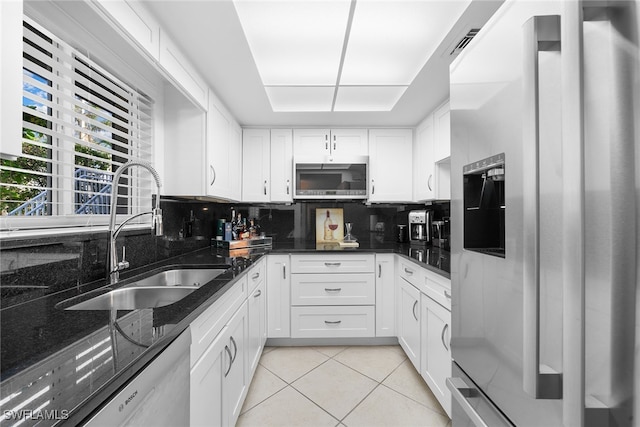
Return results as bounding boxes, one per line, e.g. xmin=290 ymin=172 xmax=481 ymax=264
xmin=293 ymin=156 xmax=368 ymax=199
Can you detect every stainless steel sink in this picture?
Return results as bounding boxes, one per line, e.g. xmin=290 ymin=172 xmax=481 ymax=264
xmin=63 ymin=267 xmax=229 ymax=311
xmin=65 ymin=286 xmax=199 ymax=310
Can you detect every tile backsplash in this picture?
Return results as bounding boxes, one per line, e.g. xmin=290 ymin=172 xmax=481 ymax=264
xmin=0 ymin=197 xmax=449 ymax=308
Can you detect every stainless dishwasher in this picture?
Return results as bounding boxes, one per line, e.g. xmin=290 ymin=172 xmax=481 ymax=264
xmin=85 ymin=330 xmax=190 ymax=426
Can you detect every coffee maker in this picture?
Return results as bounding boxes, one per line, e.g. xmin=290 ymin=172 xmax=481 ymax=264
xmin=409 ymin=210 xmax=432 ymax=244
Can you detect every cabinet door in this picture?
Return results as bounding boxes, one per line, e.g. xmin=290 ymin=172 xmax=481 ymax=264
xmin=270 ymin=129 xmax=293 ymax=202
xmin=375 ymin=254 xmax=395 ymax=337
xmin=397 ymin=278 xmax=421 ymax=371
xmin=293 ymin=129 xmax=330 ymax=157
xmin=207 ymin=98 xmax=231 ymax=199
xmin=414 ymin=116 xmax=435 ymax=201
xmin=242 ymin=129 xmax=271 ymax=202
xmin=230 ymin=123 xmax=243 ymax=201
xmin=266 ymin=255 xmax=291 ymax=338
xmin=247 ymin=279 xmax=266 ymax=377
xmin=190 ymin=326 xmax=226 ymax=426
xmin=368 ymin=129 xmax=413 ymax=202
xmin=224 ymin=302 xmax=248 ymax=427
xmin=330 ymin=129 xmax=368 ymax=156
xmin=433 ymin=100 xmax=451 ymax=162
xmin=421 ymin=295 xmax=452 ymax=417
xmin=0 ymin=0 xmax=23 ymax=159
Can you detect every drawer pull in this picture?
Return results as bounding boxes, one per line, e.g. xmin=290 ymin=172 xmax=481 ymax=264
xmin=378 ymin=264 xmax=382 ymax=278
xmin=412 ymin=300 xmax=418 ymax=321
xmin=404 ymin=268 xmax=414 ymax=275
xmin=324 ymin=288 xmax=342 ymax=292
xmin=252 ymin=272 xmax=260 ymax=280
xmin=254 ymin=289 xmax=262 ymax=298
xmin=324 ymin=320 xmax=342 ymax=325
xmin=324 ymin=262 xmax=341 ymax=267
xmin=283 ymin=264 xmax=286 ymax=279
xmin=445 ymin=290 xmax=452 ymax=299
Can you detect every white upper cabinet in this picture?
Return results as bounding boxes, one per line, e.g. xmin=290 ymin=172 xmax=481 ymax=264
xmin=414 ymin=115 xmax=436 ymax=201
xmin=433 ymin=101 xmax=451 ymax=162
xmin=242 ymin=129 xmax=271 ymax=202
xmin=93 ymin=0 xmax=160 ymax=61
xmin=368 ymin=129 xmax=413 ymax=202
xmin=269 ymin=129 xmax=294 ymax=203
xmin=208 ymin=92 xmax=241 ymax=201
xmin=293 ymin=129 xmax=368 ymax=158
xmin=0 ymin=0 xmax=23 ymax=159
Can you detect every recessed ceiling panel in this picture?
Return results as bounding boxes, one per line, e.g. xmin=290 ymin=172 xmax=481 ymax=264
xmin=334 ymin=86 xmax=408 ymax=111
xmin=265 ymin=86 xmax=335 ymax=112
xmin=340 ymin=0 xmax=471 ymax=85
xmin=233 ymin=0 xmax=351 ymax=86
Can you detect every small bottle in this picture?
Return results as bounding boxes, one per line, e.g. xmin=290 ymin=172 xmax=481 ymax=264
xmin=249 ymin=219 xmax=257 ymax=239
xmin=240 ymin=217 xmax=250 ymax=240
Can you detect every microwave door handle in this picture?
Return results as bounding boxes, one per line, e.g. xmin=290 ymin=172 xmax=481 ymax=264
xmin=522 ymin=15 xmax=562 ymax=400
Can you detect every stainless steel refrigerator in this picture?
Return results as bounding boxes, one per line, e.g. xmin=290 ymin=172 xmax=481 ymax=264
xmin=448 ymin=0 xmax=640 ymax=426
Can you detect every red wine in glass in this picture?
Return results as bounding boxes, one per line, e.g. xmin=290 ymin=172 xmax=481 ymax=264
xmin=328 ymin=224 xmax=338 ymax=231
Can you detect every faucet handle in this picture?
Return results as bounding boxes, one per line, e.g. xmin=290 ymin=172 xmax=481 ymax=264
xmin=118 ymin=246 xmax=130 ymax=270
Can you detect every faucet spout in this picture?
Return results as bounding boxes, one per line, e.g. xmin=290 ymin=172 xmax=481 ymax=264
xmin=108 ymin=160 xmax=163 ymax=284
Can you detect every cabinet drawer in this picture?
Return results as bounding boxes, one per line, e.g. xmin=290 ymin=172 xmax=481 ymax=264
xmin=422 ymin=272 xmax=451 ymax=311
xmin=398 ymin=258 xmax=423 ymax=288
xmin=291 ymin=273 xmax=375 ymax=306
xmin=190 ymin=275 xmax=247 ymax=367
xmin=291 ymin=254 xmax=374 ymax=274
xmin=248 ymin=258 xmax=266 ymax=293
xmin=291 ymin=306 xmax=375 ymax=338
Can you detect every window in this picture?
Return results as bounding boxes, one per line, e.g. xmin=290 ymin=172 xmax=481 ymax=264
xmin=1 ymin=18 xmax=154 ymax=231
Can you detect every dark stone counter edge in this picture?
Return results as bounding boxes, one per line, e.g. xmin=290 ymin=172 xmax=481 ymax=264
xmin=58 ymin=243 xmax=450 ymax=424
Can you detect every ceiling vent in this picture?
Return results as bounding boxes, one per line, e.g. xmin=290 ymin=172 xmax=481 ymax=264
xmin=448 ymin=28 xmax=481 ymax=56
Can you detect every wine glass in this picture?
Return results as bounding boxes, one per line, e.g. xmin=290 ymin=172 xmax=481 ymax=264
xmin=344 ymin=222 xmax=353 ymax=241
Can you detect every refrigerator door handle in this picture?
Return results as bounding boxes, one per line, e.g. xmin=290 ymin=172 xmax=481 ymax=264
xmin=522 ymin=14 xmax=563 ymax=400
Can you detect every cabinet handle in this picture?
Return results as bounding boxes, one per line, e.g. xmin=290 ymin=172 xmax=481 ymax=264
xmin=404 ymin=268 xmax=414 ymax=275
xmin=324 ymin=262 xmax=341 ymax=267
xmin=224 ymin=345 xmax=233 ymax=377
xmin=210 ymin=165 xmax=216 ymax=186
xmin=445 ymin=290 xmax=451 ymax=299
xmin=324 ymin=288 xmax=342 ymax=292
xmin=378 ymin=264 xmax=382 ymax=278
xmin=371 ymin=179 xmax=375 ymax=194
xmin=412 ymin=300 xmax=418 ymax=321
xmin=254 ymin=289 xmax=262 ymax=298
xmin=325 ymin=134 xmax=328 ymax=150
xmin=286 ymin=179 xmax=290 ymax=195
xmin=441 ymin=323 xmax=450 ymax=351
xmin=264 ymin=180 xmax=267 ymax=195
xmin=230 ymin=336 xmax=237 ymax=363
xmin=252 ymin=272 xmax=260 ymax=280
xmin=427 ymin=174 xmax=433 ymax=191
xmin=282 ymin=264 xmax=286 ymax=279
xmin=324 ymin=320 xmax=342 ymax=325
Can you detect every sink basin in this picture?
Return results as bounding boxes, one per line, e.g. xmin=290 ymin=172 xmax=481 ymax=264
xmin=62 ymin=267 xmax=229 ymax=311
xmin=65 ymin=286 xmax=199 ymax=311
xmin=121 ymin=268 xmax=228 ymax=289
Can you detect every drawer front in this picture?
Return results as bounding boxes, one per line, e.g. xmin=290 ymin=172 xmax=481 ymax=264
xmin=190 ymin=275 xmax=247 ymax=366
xmin=291 ymin=254 xmax=375 ymax=274
xmin=291 ymin=306 xmax=375 ymax=338
xmin=291 ymin=273 xmax=375 ymax=305
xmin=248 ymin=258 xmax=266 ymax=293
xmin=421 ymin=272 xmax=451 ymax=311
xmin=398 ymin=257 xmax=423 ymax=288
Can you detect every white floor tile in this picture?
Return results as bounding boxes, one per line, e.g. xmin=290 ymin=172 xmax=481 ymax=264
xmin=342 ymin=385 xmax=450 ymax=427
xmin=293 ymin=359 xmax=378 ymax=420
xmin=241 ymin=364 xmax=287 ymax=414
xmin=382 ymin=359 xmax=446 ymax=415
xmin=260 ymin=346 xmax=330 ymax=383
xmin=311 ymin=346 xmax=349 ymax=357
xmin=236 ymin=386 xmax=338 ymax=427
xmin=334 ymin=346 xmax=406 ymax=382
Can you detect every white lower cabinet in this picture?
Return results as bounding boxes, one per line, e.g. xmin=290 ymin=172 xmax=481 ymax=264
xmin=375 ymin=254 xmax=395 ymax=337
xmin=266 ymin=255 xmax=291 ymax=338
xmin=421 ymin=294 xmax=452 ymax=417
xmin=247 ymin=259 xmax=267 ymax=377
xmin=397 ymin=277 xmax=422 ymax=371
xmin=291 ymin=306 xmax=375 ymax=338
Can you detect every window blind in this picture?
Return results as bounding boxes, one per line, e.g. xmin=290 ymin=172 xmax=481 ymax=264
xmin=1 ymin=18 xmax=154 ymax=231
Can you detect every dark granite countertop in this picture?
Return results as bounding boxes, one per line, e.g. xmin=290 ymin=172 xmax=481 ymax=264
xmin=1 ymin=239 xmax=448 ymax=426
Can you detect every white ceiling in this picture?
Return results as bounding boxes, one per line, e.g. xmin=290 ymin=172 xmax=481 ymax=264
xmin=141 ymin=0 xmax=503 ymax=127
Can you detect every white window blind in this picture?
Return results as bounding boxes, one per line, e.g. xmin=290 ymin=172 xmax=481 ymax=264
xmin=1 ymin=18 xmax=154 ymax=231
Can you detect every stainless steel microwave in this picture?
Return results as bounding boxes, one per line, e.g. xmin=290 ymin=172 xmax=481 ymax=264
xmin=293 ymin=156 xmax=368 ymax=199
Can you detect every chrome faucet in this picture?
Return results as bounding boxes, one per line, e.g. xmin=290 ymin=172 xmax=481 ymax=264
xmin=108 ymin=161 xmax=163 ymax=285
